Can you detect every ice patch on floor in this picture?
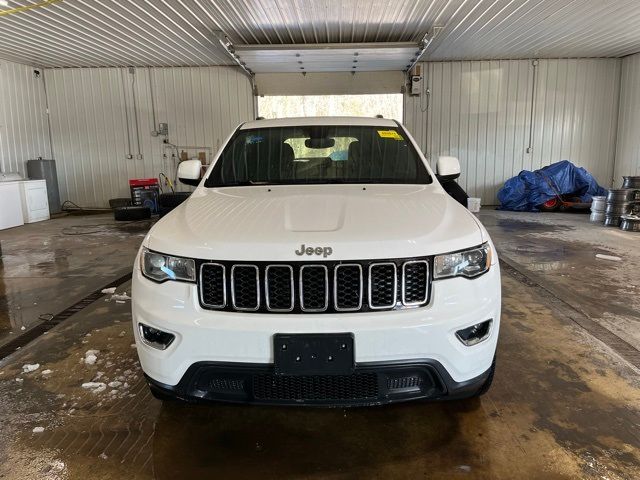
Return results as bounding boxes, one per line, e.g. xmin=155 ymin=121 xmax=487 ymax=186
xmin=81 ymin=382 xmax=106 ymax=393
xmin=22 ymin=363 xmax=40 ymax=373
xmin=84 ymin=350 xmax=99 ymax=365
xmin=101 ymin=287 xmax=117 ymax=294
xmin=111 ymin=292 xmax=131 ymax=301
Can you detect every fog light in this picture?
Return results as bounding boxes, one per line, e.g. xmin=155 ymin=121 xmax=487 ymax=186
xmin=138 ymin=323 xmax=175 ymax=350
xmin=456 ymin=320 xmax=492 ymax=346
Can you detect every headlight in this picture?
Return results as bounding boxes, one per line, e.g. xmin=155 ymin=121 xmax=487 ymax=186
xmin=140 ymin=247 xmax=195 ymax=282
xmin=434 ymin=243 xmax=492 ymax=279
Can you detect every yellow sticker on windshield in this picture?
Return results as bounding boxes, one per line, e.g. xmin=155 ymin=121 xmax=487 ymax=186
xmin=377 ymin=130 xmax=404 ymax=140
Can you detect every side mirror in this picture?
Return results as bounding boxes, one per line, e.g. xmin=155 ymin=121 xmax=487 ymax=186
xmin=436 ymin=156 xmax=461 ymax=183
xmin=177 ymin=159 xmax=202 ymax=186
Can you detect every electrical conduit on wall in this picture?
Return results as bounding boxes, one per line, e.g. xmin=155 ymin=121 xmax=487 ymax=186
xmin=43 ymin=66 xmax=255 ymax=208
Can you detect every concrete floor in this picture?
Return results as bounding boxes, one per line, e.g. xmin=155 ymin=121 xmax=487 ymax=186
xmin=0 ymin=211 xmax=639 ymax=479
xmin=0 ymin=215 xmax=151 ymax=348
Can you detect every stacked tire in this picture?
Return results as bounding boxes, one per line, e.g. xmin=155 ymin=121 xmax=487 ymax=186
xmin=114 ymin=205 xmax=152 ymax=221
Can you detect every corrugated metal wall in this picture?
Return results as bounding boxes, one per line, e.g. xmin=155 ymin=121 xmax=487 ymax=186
xmin=614 ymin=53 xmax=640 ymax=184
xmin=405 ymin=60 xmax=533 ymax=204
xmin=405 ymin=58 xmax=621 ymax=204
xmin=45 ymin=66 xmax=254 ymax=207
xmin=532 ymin=59 xmax=620 ymax=187
xmin=0 ymin=60 xmax=51 ymax=175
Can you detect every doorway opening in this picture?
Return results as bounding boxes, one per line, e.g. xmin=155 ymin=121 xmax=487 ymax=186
xmin=258 ymin=94 xmax=403 ymax=121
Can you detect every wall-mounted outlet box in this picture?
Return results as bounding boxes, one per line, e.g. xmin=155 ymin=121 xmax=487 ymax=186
xmin=410 ymin=65 xmax=423 ymax=96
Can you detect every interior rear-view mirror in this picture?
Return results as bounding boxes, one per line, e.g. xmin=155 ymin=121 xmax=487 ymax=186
xmin=436 ymin=156 xmax=461 ymax=183
xmin=178 ymin=159 xmax=203 ymax=186
xmin=305 ymin=137 xmax=335 ymax=149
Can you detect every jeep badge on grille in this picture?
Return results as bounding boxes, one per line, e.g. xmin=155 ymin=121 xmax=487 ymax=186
xmin=295 ymin=244 xmax=333 ymax=258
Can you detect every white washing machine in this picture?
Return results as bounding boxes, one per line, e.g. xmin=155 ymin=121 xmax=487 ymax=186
xmin=19 ymin=179 xmax=50 ymax=223
xmin=0 ymin=181 xmax=24 ymax=230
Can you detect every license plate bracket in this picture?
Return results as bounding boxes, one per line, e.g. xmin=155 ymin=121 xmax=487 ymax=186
xmin=273 ymin=333 xmax=355 ymax=375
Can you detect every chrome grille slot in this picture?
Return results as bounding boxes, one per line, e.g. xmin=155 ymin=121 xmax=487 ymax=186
xmin=368 ymin=263 xmax=397 ymax=309
xmin=231 ymin=265 xmax=260 ymax=311
xmin=402 ymin=260 xmax=429 ymax=306
xmin=334 ymin=264 xmax=363 ymax=311
xmin=300 ymin=265 xmax=329 ymax=312
xmin=200 ymin=263 xmax=226 ymax=308
xmin=265 ymin=265 xmax=294 ymax=312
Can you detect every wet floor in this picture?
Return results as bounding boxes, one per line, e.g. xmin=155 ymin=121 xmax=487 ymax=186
xmin=0 ymin=211 xmax=639 ymax=479
xmin=479 ymin=210 xmax=640 ymax=352
xmin=0 ymin=215 xmax=152 ymax=347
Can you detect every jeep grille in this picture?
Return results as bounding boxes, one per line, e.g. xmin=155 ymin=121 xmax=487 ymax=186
xmin=199 ymin=258 xmax=430 ymax=314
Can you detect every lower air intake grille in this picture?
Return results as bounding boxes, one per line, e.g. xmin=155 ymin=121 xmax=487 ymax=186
xmin=252 ymin=372 xmax=379 ymax=401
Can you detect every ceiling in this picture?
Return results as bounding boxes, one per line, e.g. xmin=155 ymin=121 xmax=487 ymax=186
xmin=0 ymin=0 xmax=639 ymax=69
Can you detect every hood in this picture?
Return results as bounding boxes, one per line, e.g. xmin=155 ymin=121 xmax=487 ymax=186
xmin=147 ymin=184 xmax=483 ymax=261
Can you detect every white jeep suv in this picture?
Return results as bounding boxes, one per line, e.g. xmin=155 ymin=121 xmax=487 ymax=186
xmin=132 ymin=116 xmax=501 ymax=406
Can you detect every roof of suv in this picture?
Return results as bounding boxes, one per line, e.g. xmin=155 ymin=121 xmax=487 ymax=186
xmin=240 ymin=116 xmax=400 ymax=129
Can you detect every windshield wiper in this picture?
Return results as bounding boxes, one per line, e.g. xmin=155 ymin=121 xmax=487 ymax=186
xmin=210 ymin=180 xmax=279 ymax=187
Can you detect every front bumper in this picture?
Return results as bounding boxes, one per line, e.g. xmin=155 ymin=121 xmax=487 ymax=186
xmin=145 ymin=358 xmax=493 ymax=406
xmin=132 ymin=262 xmax=501 ymax=389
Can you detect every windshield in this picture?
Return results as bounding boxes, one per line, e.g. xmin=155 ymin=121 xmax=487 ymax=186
xmin=205 ymin=125 xmax=432 ymax=187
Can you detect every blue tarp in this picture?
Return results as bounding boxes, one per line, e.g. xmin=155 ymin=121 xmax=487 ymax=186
xmin=497 ymin=160 xmax=607 ymax=212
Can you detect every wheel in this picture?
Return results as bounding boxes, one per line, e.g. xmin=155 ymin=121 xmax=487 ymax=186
xmin=108 ymin=197 xmax=132 ymax=209
xmin=114 ymin=205 xmax=151 ymax=221
xmin=473 ymin=357 xmax=496 ymax=397
xmin=540 ymin=198 xmax=560 ymax=211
